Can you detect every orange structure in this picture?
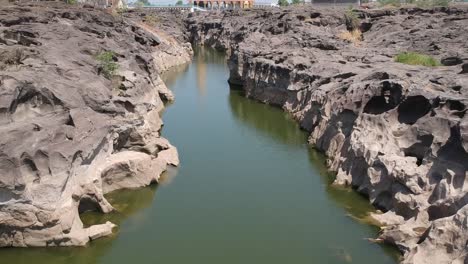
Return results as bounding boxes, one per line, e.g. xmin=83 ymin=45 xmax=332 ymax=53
xmin=189 ymin=0 xmax=254 ymax=9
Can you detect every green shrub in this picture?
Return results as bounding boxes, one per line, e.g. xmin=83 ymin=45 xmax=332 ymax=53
xmin=344 ymin=8 xmax=360 ymax=31
xmin=434 ymin=0 xmax=450 ymax=6
xmin=117 ymin=7 xmax=128 ymax=14
xmin=96 ymin=51 xmax=119 ymax=78
xmin=66 ymin=0 xmax=77 ymax=4
xmin=278 ymin=0 xmax=289 ymax=6
xmin=395 ymin=52 xmax=440 ymax=67
xmin=135 ymin=1 xmax=144 ymax=8
xmin=377 ymin=0 xmax=401 ymax=7
xmin=415 ymin=0 xmax=450 ymax=7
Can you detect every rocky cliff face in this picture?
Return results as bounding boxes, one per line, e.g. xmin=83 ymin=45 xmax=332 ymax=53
xmin=0 ymin=3 xmax=191 ymax=247
xmin=186 ymin=7 xmax=468 ymax=264
xmin=123 ymin=10 xmax=193 ymax=74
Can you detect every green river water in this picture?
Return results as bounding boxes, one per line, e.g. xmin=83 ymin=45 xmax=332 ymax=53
xmin=0 ymin=48 xmax=400 ymax=264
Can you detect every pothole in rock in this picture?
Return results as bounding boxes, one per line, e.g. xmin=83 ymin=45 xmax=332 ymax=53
xmin=427 ymin=193 xmax=467 ymax=221
xmin=363 ymin=81 xmax=402 ymax=115
xmin=78 ymin=195 xmax=108 ymax=228
xmin=403 ymin=134 xmax=434 ymax=166
xmin=445 ymin=100 xmax=466 ymax=118
xmin=397 ymin=95 xmax=432 ymax=125
xmin=79 ymin=186 xmax=158 ymax=228
xmin=78 ymin=196 xmax=103 ymax=214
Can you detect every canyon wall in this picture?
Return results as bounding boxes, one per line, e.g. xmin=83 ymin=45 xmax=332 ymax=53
xmin=186 ymin=7 xmax=468 ymax=264
xmin=0 ymin=3 xmax=191 ymax=246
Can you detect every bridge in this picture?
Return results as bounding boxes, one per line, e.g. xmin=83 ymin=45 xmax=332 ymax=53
xmin=189 ymin=0 xmax=254 ymax=9
xmin=128 ymin=0 xmax=253 ymax=10
xmin=141 ymin=5 xmax=193 ymax=10
xmin=128 ymin=4 xmax=208 ymax=11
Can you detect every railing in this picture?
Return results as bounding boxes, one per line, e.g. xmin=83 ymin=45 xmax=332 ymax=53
xmin=128 ymin=4 xmax=208 ymax=11
xmin=142 ymin=5 xmax=192 ymax=9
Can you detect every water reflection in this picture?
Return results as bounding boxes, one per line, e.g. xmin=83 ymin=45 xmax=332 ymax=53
xmin=196 ymin=47 xmax=227 ymax=96
xmin=162 ymin=63 xmax=190 ymax=88
xmin=229 ymin=90 xmax=308 ymax=146
xmin=0 ymin=186 xmax=158 ymax=264
xmin=80 ymin=186 xmax=158 ymax=228
xmin=228 ymin=85 xmax=377 ymax=218
xmin=228 ymin=84 xmax=400 ymax=262
xmin=195 ymin=50 xmax=207 ymax=95
xmin=306 ymin=148 xmax=376 ymax=220
xmin=193 ymin=46 xmax=226 ymax=65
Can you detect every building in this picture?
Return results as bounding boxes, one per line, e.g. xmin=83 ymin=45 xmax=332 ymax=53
xmin=76 ymin=0 xmax=126 ymax=8
xmin=189 ymin=0 xmax=254 ymax=9
xmin=311 ymin=0 xmax=360 ymax=5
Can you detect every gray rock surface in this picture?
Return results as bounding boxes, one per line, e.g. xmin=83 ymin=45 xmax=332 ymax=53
xmin=186 ymin=6 xmax=468 ymax=263
xmin=122 ymin=10 xmax=194 ymax=74
xmin=0 ymin=2 xmax=191 ymax=247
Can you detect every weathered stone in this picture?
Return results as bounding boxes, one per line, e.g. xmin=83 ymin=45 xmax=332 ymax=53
xmin=186 ymin=6 xmax=468 ymax=263
xmin=0 ymin=2 xmax=191 ymax=247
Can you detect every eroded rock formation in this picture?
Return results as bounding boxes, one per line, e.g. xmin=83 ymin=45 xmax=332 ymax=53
xmin=186 ymin=7 xmax=468 ymax=263
xmin=0 ymin=3 xmax=190 ymax=246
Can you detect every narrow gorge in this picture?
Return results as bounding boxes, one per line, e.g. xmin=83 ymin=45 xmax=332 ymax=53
xmin=185 ymin=7 xmax=468 ymax=264
xmin=0 ymin=2 xmax=467 ymax=264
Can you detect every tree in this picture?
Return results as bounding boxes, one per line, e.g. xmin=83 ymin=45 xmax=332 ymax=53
xmin=291 ymin=0 xmax=303 ymax=4
xmin=176 ymin=0 xmax=183 ymax=5
xmin=135 ymin=0 xmax=150 ymax=6
xmin=135 ymin=1 xmax=144 ymax=8
xmin=278 ymin=0 xmax=289 ymax=6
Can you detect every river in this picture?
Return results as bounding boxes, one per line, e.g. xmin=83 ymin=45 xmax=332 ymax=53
xmin=0 ymin=48 xmax=399 ymax=264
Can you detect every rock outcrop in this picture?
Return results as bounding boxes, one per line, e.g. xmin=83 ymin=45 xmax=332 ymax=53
xmin=123 ymin=10 xmax=194 ymax=74
xmin=0 ymin=3 xmax=190 ymax=247
xmin=186 ymin=6 xmax=468 ymax=263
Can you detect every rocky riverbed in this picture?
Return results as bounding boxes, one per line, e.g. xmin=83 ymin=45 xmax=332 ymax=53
xmin=185 ymin=6 xmax=468 ymax=264
xmin=0 ymin=2 xmax=191 ymax=247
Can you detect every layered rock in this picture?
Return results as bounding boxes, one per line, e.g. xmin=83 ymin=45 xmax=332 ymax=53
xmin=0 ymin=3 xmax=190 ymax=247
xmin=186 ymin=6 xmax=468 ymax=263
xmin=123 ymin=10 xmax=194 ymax=74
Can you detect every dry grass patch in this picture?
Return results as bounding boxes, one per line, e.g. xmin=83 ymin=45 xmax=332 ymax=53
xmin=338 ymin=29 xmax=362 ymax=45
xmin=144 ymin=15 xmax=160 ymax=27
